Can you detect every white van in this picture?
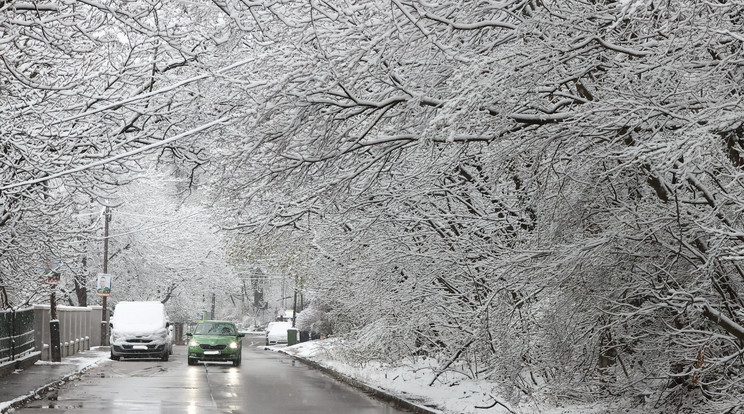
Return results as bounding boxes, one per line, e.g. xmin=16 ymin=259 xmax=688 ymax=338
xmin=110 ymin=301 xmax=173 ymax=361
xmin=265 ymin=321 xmax=292 ymax=345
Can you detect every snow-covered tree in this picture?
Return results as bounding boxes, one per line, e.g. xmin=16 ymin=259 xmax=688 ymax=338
xmin=0 ymin=0 xmax=228 ymax=307
xmin=4 ymin=0 xmax=744 ymax=411
xmin=192 ymin=1 xmax=744 ymax=411
xmin=81 ymin=160 xmax=238 ymax=321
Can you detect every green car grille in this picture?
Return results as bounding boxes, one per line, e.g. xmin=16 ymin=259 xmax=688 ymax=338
xmin=199 ymin=344 xmax=227 ymax=350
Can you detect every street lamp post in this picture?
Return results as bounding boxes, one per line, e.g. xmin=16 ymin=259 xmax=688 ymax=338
xmin=49 ymin=283 xmax=61 ymax=362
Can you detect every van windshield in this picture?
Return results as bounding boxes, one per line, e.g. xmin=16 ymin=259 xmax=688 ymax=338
xmin=113 ymin=303 xmax=165 ymax=331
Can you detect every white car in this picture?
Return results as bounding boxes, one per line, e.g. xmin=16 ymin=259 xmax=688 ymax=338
xmin=110 ymin=301 xmax=172 ymax=361
xmin=265 ymin=321 xmax=292 ymax=345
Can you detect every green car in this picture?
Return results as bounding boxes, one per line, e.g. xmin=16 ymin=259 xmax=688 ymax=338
xmin=187 ymin=320 xmax=245 ymax=366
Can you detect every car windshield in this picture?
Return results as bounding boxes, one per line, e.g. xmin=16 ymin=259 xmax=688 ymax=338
xmin=194 ymin=322 xmax=235 ymax=335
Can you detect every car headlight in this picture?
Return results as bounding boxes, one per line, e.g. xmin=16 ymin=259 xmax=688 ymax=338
xmin=229 ymin=341 xmax=238 ymax=349
xmin=189 ymin=340 xmax=199 ymax=347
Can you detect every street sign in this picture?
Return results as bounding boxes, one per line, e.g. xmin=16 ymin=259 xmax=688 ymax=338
xmin=196 ymin=311 xmax=207 ymax=321
xmin=41 ymin=260 xmax=61 ymax=285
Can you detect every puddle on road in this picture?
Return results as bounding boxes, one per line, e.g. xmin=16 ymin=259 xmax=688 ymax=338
xmin=43 ymin=402 xmax=85 ymax=410
xmin=25 ymin=389 xmax=86 ymax=411
xmin=104 ymin=361 xmax=170 ymax=377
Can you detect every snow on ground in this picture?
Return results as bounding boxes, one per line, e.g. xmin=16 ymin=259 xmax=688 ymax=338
xmin=33 ymin=347 xmax=110 ymax=370
xmin=279 ymin=339 xmax=610 ymax=414
xmin=1 ymin=398 xmax=14 ymax=412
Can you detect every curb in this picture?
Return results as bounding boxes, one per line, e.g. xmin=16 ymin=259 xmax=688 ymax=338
xmin=0 ymin=351 xmax=41 ymax=379
xmin=1 ymin=357 xmax=106 ymax=414
xmin=274 ymin=348 xmax=443 ymax=414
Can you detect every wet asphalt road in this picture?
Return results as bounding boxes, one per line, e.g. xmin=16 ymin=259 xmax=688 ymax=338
xmin=17 ymin=334 xmax=410 ymax=414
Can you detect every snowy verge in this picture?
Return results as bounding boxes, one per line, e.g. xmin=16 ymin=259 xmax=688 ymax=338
xmin=0 ymin=347 xmax=110 ymax=414
xmin=264 ymin=341 xmax=439 ymax=413
xmin=274 ymin=339 xmax=611 ymax=414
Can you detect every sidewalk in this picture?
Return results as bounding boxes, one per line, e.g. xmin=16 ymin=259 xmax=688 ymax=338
xmin=0 ymin=347 xmax=110 ymax=413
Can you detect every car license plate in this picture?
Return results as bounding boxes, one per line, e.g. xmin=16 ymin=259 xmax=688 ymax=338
xmin=133 ymin=345 xmax=148 ymax=350
xmin=204 ymin=350 xmax=219 ymax=355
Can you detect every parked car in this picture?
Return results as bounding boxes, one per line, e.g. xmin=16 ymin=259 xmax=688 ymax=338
xmin=263 ymin=321 xmax=280 ymax=345
xmin=110 ymin=301 xmax=173 ymax=361
xmin=186 ymin=320 xmax=244 ymax=366
xmin=266 ymin=321 xmax=292 ymax=345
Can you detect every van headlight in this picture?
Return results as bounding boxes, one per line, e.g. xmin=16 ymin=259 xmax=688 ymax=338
xmin=229 ymin=341 xmax=238 ymax=349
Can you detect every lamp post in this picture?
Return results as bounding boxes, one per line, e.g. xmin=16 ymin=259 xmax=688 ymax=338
xmin=49 ymin=280 xmax=61 ymax=362
xmin=43 ymin=261 xmax=62 ymax=362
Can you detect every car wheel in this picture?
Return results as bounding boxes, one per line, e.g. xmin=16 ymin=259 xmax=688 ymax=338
xmin=161 ymin=350 xmax=169 ymax=361
xmin=233 ymin=353 xmax=241 ymax=367
xmin=110 ymin=351 xmax=120 ymax=361
xmin=188 ymin=358 xmax=197 ymax=366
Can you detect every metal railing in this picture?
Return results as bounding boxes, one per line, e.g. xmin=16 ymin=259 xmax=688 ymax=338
xmin=0 ymin=308 xmax=35 ymax=363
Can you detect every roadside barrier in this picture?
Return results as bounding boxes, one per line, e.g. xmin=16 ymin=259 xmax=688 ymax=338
xmin=0 ymin=308 xmax=35 ymax=363
xmin=33 ymin=305 xmax=102 ymax=360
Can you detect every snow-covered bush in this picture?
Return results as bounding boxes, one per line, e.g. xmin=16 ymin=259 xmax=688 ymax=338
xmin=296 ymin=307 xmax=333 ymax=337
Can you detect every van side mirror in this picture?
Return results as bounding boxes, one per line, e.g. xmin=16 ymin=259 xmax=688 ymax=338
xmin=109 ymin=323 xmax=113 ymax=329
xmin=186 ymin=332 xmax=193 ymax=337
xmin=166 ymin=322 xmax=170 ymax=328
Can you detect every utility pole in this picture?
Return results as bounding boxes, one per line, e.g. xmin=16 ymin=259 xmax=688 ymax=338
xmin=291 ymin=286 xmax=298 ymax=328
xmin=288 ymin=273 xmax=299 ymax=345
xmin=210 ymin=293 xmax=216 ymax=320
xmin=241 ymin=281 xmax=247 ymax=320
xmin=101 ymin=207 xmax=111 ymax=346
xmin=281 ymin=276 xmax=286 ymax=310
